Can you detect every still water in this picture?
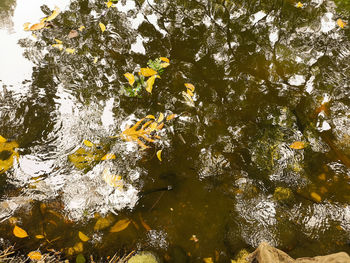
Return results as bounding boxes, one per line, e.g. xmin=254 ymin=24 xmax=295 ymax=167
xmin=1 ymin=0 xmax=350 ymax=261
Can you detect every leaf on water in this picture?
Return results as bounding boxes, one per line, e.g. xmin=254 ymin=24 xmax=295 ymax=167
xmin=310 ymin=192 xmax=321 ymax=203
xmin=83 ymin=140 xmax=93 ymax=147
xmin=145 ymin=115 xmax=156 ymax=119
xmin=54 ymin=39 xmax=62 ymax=44
xmin=140 ymin=67 xmax=157 ymax=77
xmin=101 ymin=153 xmax=116 ymax=160
xmin=65 ymin=48 xmax=76 ymax=54
xmin=146 ymin=75 xmax=160 ymax=93
xmin=78 ymin=231 xmax=90 ymax=242
xmin=0 ymin=135 xmax=6 ymax=143
xmin=156 ymin=150 xmax=162 ymax=161
xmin=78 ymin=25 xmax=86 ymax=31
xmin=289 ymin=141 xmax=305 ymax=149
xmin=337 ymin=19 xmax=346 ymax=29
xmin=296 ymin=2 xmax=303 ymax=8
xmin=160 ymin=57 xmax=170 ymax=63
xmin=106 ymin=1 xmax=113 ymax=8
xmin=23 ymin=22 xmax=31 ymax=31
xmin=13 ymin=226 xmax=28 ymax=238
xmin=94 ymin=215 xmax=114 ymax=231
xmin=46 ymin=6 xmax=60 ymax=21
xmin=99 ymin=22 xmax=106 ymax=32
xmin=187 ymin=89 xmax=194 ymax=97
xmin=35 ymin=235 xmax=45 ymax=239
xmin=73 ymin=242 xmax=83 ymax=253
xmin=52 ymin=44 xmax=63 ymax=51
xmin=161 ymin=62 xmax=170 ymax=68
xmin=124 ymin=73 xmax=135 ymax=86
xmin=76 ymin=254 xmax=86 ymax=263
xmin=28 ymin=251 xmax=42 ymax=260
xmin=166 ymin=114 xmax=176 ymax=121
xmin=93 ymin=57 xmax=98 ymax=64
xmin=203 ymin=258 xmax=213 ymax=263
xmin=68 ymin=30 xmax=79 ymax=38
xmin=30 ymin=22 xmax=45 ymax=31
xmin=102 ymin=168 xmax=122 ymax=188
xmin=110 ymin=219 xmax=131 ymax=233
xmin=157 ymin=113 xmax=164 ymax=123
xmin=182 ymin=91 xmax=195 ymax=107
xmin=184 ymin=83 xmax=195 ymax=92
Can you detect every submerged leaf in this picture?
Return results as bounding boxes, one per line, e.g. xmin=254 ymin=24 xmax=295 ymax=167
xmin=140 ymin=68 xmax=157 ymax=77
xmin=73 ymin=242 xmax=83 ymax=253
xmin=161 ymin=62 xmax=170 ymax=68
xmin=76 ymin=254 xmax=86 ymax=263
xmin=160 ymin=57 xmax=170 ymax=63
xmin=124 ymin=73 xmax=135 ymax=86
xmin=110 ymin=219 xmax=131 ymax=232
xmin=52 ymin=44 xmax=63 ymax=50
xmin=78 ymin=231 xmax=90 ymax=242
xmin=102 ymin=168 xmax=122 ymax=188
xmin=337 ymin=19 xmax=346 ymax=29
xmin=94 ymin=215 xmax=115 ymax=231
xmin=203 ymin=258 xmax=213 ymax=263
xmin=182 ymin=91 xmax=195 ymax=107
xmin=13 ymin=226 xmax=28 ymax=238
xmin=99 ymin=22 xmax=106 ymax=32
xmin=54 ymin=39 xmax=63 ymax=44
xmin=289 ymin=141 xmax=306 ymax=149
xmin=35 ymin=235 xmax=45 ymax=239
xmin=30 ymin=22 xmax=45 ymax=31
xmin=157 ymin=113 xmax=164 ymax=123
xmin=28 ymin=251 xmax=42 ymax=260
xmin=46 ymin=6 xmax=60 ymax=21
xmin=156 ymin=150 xmax=162 ymax=161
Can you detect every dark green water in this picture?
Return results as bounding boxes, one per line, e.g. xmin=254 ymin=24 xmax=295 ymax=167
xmin=1 ymin=0 xmax=350 ymax=262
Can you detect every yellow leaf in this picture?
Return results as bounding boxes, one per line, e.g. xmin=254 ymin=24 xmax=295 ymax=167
xmin=65 ymin=48 xmax=75 ymax=54
xmin=28 ymin=251 xmax=42 ymax=260
xmin=182 ymin=91 xmax=195 ymax=107
xmin=83 ymin=140 xmax=93 ymax=147
xmin=161 ymin=62 xmax=170 ymax=68
xmin=337 ymin=19 xmax=346 ymax=29
xmin=13 ymin=226 xmax=28 ymax=238
xmin=52 ymin=44 xmax=63 ymax=51
xmin=296 ymin=2 xmax=303 ymax=8
xmin=156 ymin=150 xmax=162 ymax=161
xmin=203 ymin=258 xmax=213 ymax=263
xmin=110 ymin=219 xmax=131 ymax=233
xmin=190 ymin=235 xmax=199 ymax=242
xmin=94 ymin=215 xmax=115 ymax=231
xmin=30 ymin=22 xmax=45 ymax=31
xmin=185 ymin=83 xmax=195 ymax=92
xmin=102 ymin=168 xmax=122 ymax=188
xmin=187 ymin=89 xmax=194 ymax=97
xmin=160 ymin=57 xmax=170 ymax=63
xmin=32 ymin=33 xmax=38 ymax=39
xmin=101 ymin=153 xmax=116 ymax=160
xmin=78 ymin=231 xmax=90 ymax=242
xmin=93 ymin=57 xmax=98 ymax=63
xmin=166 ymin=114 xmax=176 ymax=121
xmin=106 ymin=1 xmax=113 ymax=8
xmin=0 ymin=135 xmax=6 ymax=143
xmin=145 ymin=115 xmax=156 ymax=119
xmin=23 ymin=22 xmax=31 ymax=31
xmin=78 ymin=25 xmax=86 ymax=31
xmin=146 ymin=75 xmax=160 ymax=93
xmin=310 ymin=192 xmax=321 ymax=203
xmin=73 ymin=242 xmax=83 ymax=253
xmin=157 ymin=113 xmax=164 ymax=123
xmin=124 ymin=73 xmax=135 ymax=86
xmin=140 ymin=68 xmax=157 ymax=77
xmin=46 ymin=6 xmax=60 ymax=21
xmin=54 ymin=39 xmax=62 ymax=44
xmin=40 ymin=17 xmax=47 ymax=23
xmin=99 ymin=22 xmax=106 ymax=32
xmin=35 ymin=235 xmax=45 ymax=239
xmin=289 ymin=141 xmax=306 ymax=149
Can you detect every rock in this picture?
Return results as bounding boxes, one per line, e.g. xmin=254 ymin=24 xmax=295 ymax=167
xmin=128 ymin=252 xmax=159 ymax=263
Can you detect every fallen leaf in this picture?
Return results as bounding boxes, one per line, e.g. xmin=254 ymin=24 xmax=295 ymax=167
xmin=124 ymin=73 xmax=135 ymax=86
xmin=78 ymin=231 xmax=90 ymax=242
xmin=46 ymin=6 xmax=60 ymax=21
xmin=296 ymin=2 xmax=303 ymax=8
xmin=161 ymin=62 xmax=170 ymax=68
xmin=145 ymin=115 xmax=156 ymax=119
xmin=140 ymin=68 xmax=157 ymax=77
xmin=203 ymin=258 xmax=213 ymax=263
xmin=157 ymin=113 xmax=164 ymax=123
xmin=23 ymin=22 xmax=31 ymax=31
xmin=102 ymin=168 xmax=122 ymax=188
xmin=35 ymin=235 xmax=45 ymax=239
xmin=101 ymin=153 xmax=116 ymax=160
xmin=31 ymin=33 xmax=38 ymax=39
xmin=289 ymin=141 xmax=306 ymax=150
xmin=139 ymin=214 xmax=151 ymax=231
xmin=182 ymin=91 xmax=195 ymax=107
xmin=93 ymin=57 xmax=98 ymax=63
xmin=68 ymin=30 xmax=79 ymax=38
xmin=146 ymin=75 xmax=160 ymax=93
xmin=337 ymin=19 xmax=346 ymax=29
xmin=166 ymin=114 xmax=176 ymax=121
xmin=310 ymin=192 xmax=321 ymax=203
xmin=30 ymin=22 xmax=45 ymax=31
xmin=78 ymin=25 xmax=86 ymax=31
xmin=99 ymin=22 xmax=106 ymax=32
xmin=13 ymin=226 xmax=28 ymax=238
xmin=106 ymin=1 xmax=113 ymax=8
xmin=184 ymin=83 xmax=195 ymax=92
xmin=73 ymin=242 xmax=83 ymax=253
xmin=28 ymin=251 xmax=42 ymax=260
xmin=94 ymin=215 xmax=115 ymax=231
xmin=83 ymin=140 xmax=93 ymax=147
xmin=65 ymin=48 xmax=76 ymax=54
xmin=110 ymin=219 xmax=131 ymax=233
xmin=187 ymin=89 xmax=194 ymax=97
xmin=52 ymin=44 xmax=63 ymax=50
xmin=160 ymin=57 xmax=170 ymax=63
xmin=54 ymin=39 xmax=63 ymax=44
xmin=0 ymin=135 xmax=6 ymax=143
xmin=76 ymin=254 xmax=86 ymax=263
xmin=156 ymin=150 xmax=162 ymax=161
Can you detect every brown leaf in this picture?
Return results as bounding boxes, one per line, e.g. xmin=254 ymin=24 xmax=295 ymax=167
xmin=110 ymin=219 xmax=131 ymax=233
xmin=289 ymin=141 xmax=306 ymax=150
xmin=68 ymin=30 xmax=79 ymax=38
xmin=139 ymin=214 xmax=151 ymax=231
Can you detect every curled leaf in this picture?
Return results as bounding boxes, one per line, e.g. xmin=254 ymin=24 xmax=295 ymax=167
xmin=101 ymin=153 xmax=116 ymax=160
xmin=28 ymin=251 xmax=42 ymax=260
xmin=30 ymin=22 xmax=45 ymax=31
xmin=78 ymin=231 xmax=90 ymax=242
xmin=160 ymin=57 xmax=170 ymax=63
xmin=157 ymin=113 xmax=164 ymax=123
xmin=184 ymin=83 xmax=195 ymax=92
xmin=110 ymin=219 xmax=131 ymax=233
xmin=161 ymin=62 xmax=170 ymax=68
xmin=124 ymin=73 xmax=135 ymax=86
xmin=289 ymin=141 xmax=305 ymax=150
xmin=13 ymin=226 xmax=28 ymax=238
xmin=187 ymin=89 xmax=194 ymax=97
xmin=145 ymin=115 xmax=156 ymax=119
xmin=140 ymin=68 xmax=157 ymax=77
xmin=99 ymin=22 xmax=106 ymax=32
xmin=156 ymin=150 xmax=162 ymax=161
xmin=182 ymin=91 xmax=195 ymax=107
xmin=146 ymin=75 xmax=160 ymax=93
xmin=46 ymin=6 xmax=60 ymax=21
xmin=166 ymin=114 xmax=176 ymax=121
xmin=83 ymin=140 xmax=93 ymax=147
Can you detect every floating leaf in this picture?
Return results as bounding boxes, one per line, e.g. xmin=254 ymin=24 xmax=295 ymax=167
xmin=83 ymin=140 xmax=93 ymax=147
xmin=93 ymin=57 xmax=98 ymax=64
xmin=124 ymin=73 xmax=135 ymax=86
xmin=203 ymin=258 xmax=213 ymax=263
xmin=187 ymin=89 xmax=194 ymax=97
xmin=311 ymin=192 xmax=321 ymax=203
xmin=337 ymin=19 xmax=346 ymax=29
xmin=146 ymin=75 xmax=160 ymax=93
xmin=160 ymin=57 xmax=170 ymax=63
xmin=110 ymin=219 xmax=131 ymax=233
xmin=46 ymin=6 xmax=60 ymax=21
xmin=30 ymin=22 xmax=45 ymax=31
xmin=182 ymin=91 xmax=195 ymax=107
xmin=140 ymin=68 xmax=157 ymax=77
xmin=157 ymin=113 xmax=164 ymax=123
xmin=101 ymin=153 xmax=116 ymax=160
xmin=145 ymin=115 xmax=156 ymax=119
xmin=35 ymin=235 xmax=45 ymax=239
xmin=13 ymin=226 xmax=28 ymax=238
xmin=65 ymin=48 xmax=76 ymax=54
xmin=102 ymin=168 xmax=122 ymax=188
xmin=28 ymin=251 xmax=42 ymax=260
xmin=296 ymin=2 xmax=303 ymax=8
xmin=0 ymin=135 xmax=6 ymax=143
xmin=139 ymin=215 xmax=151 ymax=231
xmin=184 ymin=83 xmax=195 ymax=92
xmin=52 ymin=44 xmax=63 ymax=51
xmin=161 ymin=62 xmax=170 ymax=68
xmin=156 ymin=150 xmax=162 ymax=161
xmin=76 ymin=254 xmax=86 ymax=263
xmin=99 ymin=22 xmax=106 ymax=32
xmin=78 ymin=25 xmax=86 ymax=31
xmin=78 ymin=231 xmax=90 ymax=242
xmin=23 ymin=22 xmax=31 ymax=31
xmin=94 ymin=215 xmax=115 ymax=231
xmin=106 ymin=1 xmax=113 ymax=8
xmin=73 ymin=242 xmax=83 ymax=253
xmin=166 ymin=114 xmax=176 ymax=121
xmin=289 ymin=141 xmax=306 ymax=150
